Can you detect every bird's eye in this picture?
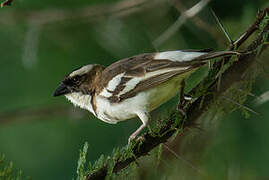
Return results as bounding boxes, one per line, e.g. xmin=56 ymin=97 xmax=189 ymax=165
xmin=72 ymin=76 xmax=80 ymax=83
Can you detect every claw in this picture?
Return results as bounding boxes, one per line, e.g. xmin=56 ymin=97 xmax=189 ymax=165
xmin=128 ymin=135 xmax=145 ymax=146
xmin=177 ymin=106 xmax=186 ymax=117
xmin=128 ymin=135 xmax=136 ymax=146
xmin=136 ymin=136 xmax=145 ymax=141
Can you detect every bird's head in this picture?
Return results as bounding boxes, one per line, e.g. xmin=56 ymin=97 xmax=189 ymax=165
xmin=53 ymin=64 xmax=104 ymax=97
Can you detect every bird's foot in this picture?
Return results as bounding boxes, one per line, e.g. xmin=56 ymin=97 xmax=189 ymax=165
xmin=177 ymin=105 xmax=186 ymax=117
xmin=177 ymin=93 xmax=193 ymax=117
xmin=128 ymin=135 xmax=145 ymax=146
xmin=128 ymin=135 xmax=136 ymax=146
xmin=136 ymin=135 xmax=145 ymax=142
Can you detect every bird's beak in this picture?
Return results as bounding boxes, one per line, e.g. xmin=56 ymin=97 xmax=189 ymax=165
xmin=53 ymin=82 xmax=71 ymax=97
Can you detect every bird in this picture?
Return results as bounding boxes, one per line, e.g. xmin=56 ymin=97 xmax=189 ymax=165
xmin=53 ymin=49 xmax=239 ymax=143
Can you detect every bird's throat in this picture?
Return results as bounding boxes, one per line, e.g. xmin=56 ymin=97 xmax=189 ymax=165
xmin=65 ymin=92 xmax=96 ymax=115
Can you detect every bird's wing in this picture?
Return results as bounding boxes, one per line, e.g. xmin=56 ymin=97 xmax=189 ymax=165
xmin=97 ymin=50 xmax=238 ymax=102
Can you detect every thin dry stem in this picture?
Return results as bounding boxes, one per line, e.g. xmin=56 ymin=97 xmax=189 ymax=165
xmin=153 ymin=0 xmax=211 ymax=47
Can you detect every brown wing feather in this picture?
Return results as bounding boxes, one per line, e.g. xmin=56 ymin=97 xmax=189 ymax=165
xmin=96 ymin=53 xmax=154 ymax=94
xmin=116 ymin=70 xmax=184 ymax=102
xmin=96 ymin=52 xmax=206 ymax=102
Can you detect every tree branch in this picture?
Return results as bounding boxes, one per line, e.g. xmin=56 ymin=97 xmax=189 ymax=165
xmin=153 ymin=0 xmax=211 ymax=47
xmin=86 ymin=7 xmax=269 ymax=180
xmin=1 ymin=0 xmax=13 ymax=8
xmin=0 ymin=0 xmax=165 ymax=25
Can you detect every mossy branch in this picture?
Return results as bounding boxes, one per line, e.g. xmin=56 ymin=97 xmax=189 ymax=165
xmin=84 ymin=7 xmax=269 ymax=180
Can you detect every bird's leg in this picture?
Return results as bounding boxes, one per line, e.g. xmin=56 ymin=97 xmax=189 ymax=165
xmin=128 ymin=123 xmax=146 ymax=144
xmin=177 ymin=79 xmax=186 ymax=115
xmin=128 ymin=111 xmax=150 ymax=145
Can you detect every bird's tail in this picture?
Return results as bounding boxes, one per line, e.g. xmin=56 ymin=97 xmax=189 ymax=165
xmin=188 ymin=50 xmax=240 ymax=64
xmin=154 ymin=49 xmax=240 ymax=64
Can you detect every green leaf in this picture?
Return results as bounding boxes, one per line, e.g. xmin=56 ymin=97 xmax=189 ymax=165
xmin=76 ymin=142 xmax=89 ymax=180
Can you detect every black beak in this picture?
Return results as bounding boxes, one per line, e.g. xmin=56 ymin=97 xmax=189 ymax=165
xmin=53 ymin=82 xmax=71 ymax=97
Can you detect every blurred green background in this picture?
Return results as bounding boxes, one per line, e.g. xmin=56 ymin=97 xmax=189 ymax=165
xmin=0 ymin=0 xmax=268 ymax=179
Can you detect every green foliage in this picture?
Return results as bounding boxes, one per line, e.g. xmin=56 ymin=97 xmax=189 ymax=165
xmin=219 ymin=83 xmax=253 ymax=117
xmin=83 ymin=108 xmax=186 ymax=179
xmin=257 ymin=10 xmax=269 ymax=55
xmin=259 ymin=10 xmax=269 ymax=31
xmin=84 ymin=142 xmax=139 ymax=179
xmin=76 ymin=142 xmax=89 ymax=180
xmin=155 ymin=144 xmax=163 ymax=168
xmin=0 ymin=154 xmax=26 ymax=180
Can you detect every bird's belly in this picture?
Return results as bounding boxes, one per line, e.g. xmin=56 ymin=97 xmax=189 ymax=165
xmin=95 ymin=93 xmax=149 ymax=124
xmin=146 ymin=74 xmax=185 ymax=111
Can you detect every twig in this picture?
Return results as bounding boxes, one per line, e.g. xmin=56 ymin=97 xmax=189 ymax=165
xmin=163 ymin=144 xmax=205 ymax=176
xmin=172 ymin=0 xmax=225 ymax=46
xmin=231 ymin=8 xmax=269 ymax=49
xmin=254 ymin=90 xmax=269 ymax=106
xmin=1 ymin=0 xmax=13 ymax=8
xmin=86 ymin=7 xmax=269 ymax=180
xmin=153 ymin=0 xmax=211 ymax=47
xmin=0 ymin=0 xmax=164 ymax=25
xmin=189 ymin=7 xmax=269 ymax=96
xmin=210 ymin=8 xmax=233 ymax=44
xmin=236 ymin=88 xmax=259 ymax=99
xmin=221 ymin=95 xmax=259 ymax=115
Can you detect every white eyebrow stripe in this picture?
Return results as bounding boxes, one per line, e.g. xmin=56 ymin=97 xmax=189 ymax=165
xmin=70 ymin=65 xmax=93 ymax=77
xmin=154 ymin=51 xmax=207 ymax=62
xmin=106 ymin=72 xmax=125 ymax=91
